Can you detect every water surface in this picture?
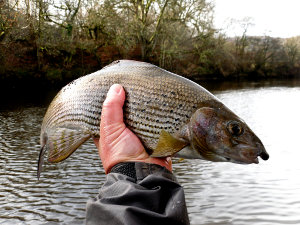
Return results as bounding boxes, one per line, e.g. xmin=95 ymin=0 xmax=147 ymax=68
xmin=1 ymin=79 xmax=300 ymax=224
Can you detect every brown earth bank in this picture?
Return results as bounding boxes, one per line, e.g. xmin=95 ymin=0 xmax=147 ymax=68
xmin=0 ymin=42 xmax=118 ymax=89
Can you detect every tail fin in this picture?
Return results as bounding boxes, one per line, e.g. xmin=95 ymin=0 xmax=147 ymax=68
xmin=37 ymin=144 xmax=46 ymax=180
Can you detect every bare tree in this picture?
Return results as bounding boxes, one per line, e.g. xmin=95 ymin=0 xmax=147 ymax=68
xmin=113 ymin=0 xmax=170 ymax=61
xmin=232 ymin=17 xmax=254 ymax=74
xmin=43 ymin=0 xmax=82 ymax=37
xmin=285 ymin=36 xmax=300 ymax=68
xmin=250 ymin=35 xmax=283 ymax=76
xmin=0 ymin=0 xmax=20 ymax=42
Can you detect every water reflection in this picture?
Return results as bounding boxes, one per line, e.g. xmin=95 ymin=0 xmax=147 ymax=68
xmin=1 ymin=79 xmax=300 ymax=224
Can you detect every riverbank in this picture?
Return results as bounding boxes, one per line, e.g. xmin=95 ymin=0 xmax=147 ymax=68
xmin=1 ymin=39 xmax=299 ymax=91
xmin=1 ymin=66 xmax=298 ymax=94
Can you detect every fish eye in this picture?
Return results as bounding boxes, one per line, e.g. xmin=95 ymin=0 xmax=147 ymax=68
xmin=227 ymin=121 xmax=244 ymax=136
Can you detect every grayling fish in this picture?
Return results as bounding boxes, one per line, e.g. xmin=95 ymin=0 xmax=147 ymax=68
xmin=38 ymin=60 xmax=269 ymax=179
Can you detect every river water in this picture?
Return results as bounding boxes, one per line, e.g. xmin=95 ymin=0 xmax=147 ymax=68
xmin=1 ymin=78 xmax=300 ymax=225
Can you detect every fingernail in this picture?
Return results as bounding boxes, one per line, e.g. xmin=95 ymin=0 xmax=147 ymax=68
xmin=166 ymin=157 xmax=172 ymax=165
xmin=107 ymin=84 xmax=122 ymax=97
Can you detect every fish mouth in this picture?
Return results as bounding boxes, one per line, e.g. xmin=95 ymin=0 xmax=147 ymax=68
xmin=259 ymin=151 xmax=269 ymax=161
xmin=222 ymin=144 xmax=269 ymax=164
xmin=224 ymin=156 xmax=258 ymax=164
xmin=239 ymin=153 xmax=260 ymax=164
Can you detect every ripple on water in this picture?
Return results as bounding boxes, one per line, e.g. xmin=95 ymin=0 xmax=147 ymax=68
xmin=0 ymin=107 xmax=105 ymax=223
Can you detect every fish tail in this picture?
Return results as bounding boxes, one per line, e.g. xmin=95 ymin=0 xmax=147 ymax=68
xmin=37 ymin=128 xmax=91 ymax=179
xmin=37 ymin=143 xmax=46 ymax=180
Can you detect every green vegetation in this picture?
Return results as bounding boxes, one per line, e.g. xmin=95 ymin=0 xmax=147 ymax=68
xmin=1 ymin=0 xmax=300 ymax=88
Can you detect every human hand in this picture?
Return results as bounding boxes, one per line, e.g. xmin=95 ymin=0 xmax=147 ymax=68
xmin=93 ymin=84 xmax=172 ymax=173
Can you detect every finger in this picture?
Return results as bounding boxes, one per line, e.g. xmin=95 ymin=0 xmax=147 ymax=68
xmin=148 ymin=157 xmax=173 ymax=172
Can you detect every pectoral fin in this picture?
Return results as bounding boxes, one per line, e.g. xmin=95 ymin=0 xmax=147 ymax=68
xmin=151 ymin=130 xmax=189 ymax=157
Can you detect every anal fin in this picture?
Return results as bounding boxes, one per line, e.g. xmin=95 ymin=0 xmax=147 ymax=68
xmin=151 ymin=130 xmax=189 ymax=157
xmin=46 ymin=127 xmax=91 ymax=163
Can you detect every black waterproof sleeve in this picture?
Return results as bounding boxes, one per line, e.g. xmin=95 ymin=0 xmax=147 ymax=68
xmin=86 ymin=162 xmax=190 ymax=225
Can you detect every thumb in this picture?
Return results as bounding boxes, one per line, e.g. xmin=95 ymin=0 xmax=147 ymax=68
xmin=99 ymin=84 xmax=126 ymax=156
xmin=101 ymin=84 xmax=125 ymax=128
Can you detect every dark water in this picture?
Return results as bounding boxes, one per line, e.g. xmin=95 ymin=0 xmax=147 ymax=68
xmin=1 ymin=79 xmax=300 ymax=224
